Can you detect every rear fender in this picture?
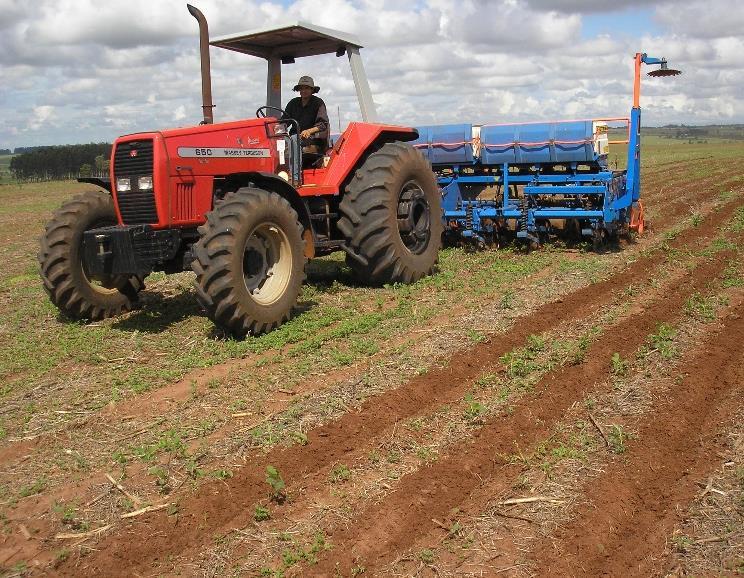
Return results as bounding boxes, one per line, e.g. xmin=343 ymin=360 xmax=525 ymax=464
xmin=300 ymin=123 xmax=418 ymax=196
xmin=340 ymin=128 xmax=420 ymax=195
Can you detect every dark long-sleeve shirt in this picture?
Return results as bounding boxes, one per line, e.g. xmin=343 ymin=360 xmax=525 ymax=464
xmin=282 ymin=95 xmax=329 ymax=149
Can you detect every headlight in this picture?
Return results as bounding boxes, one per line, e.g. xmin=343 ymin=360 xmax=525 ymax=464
xmin=277 ymin=170 xmax=289 ymax=182
xmin=138 ymin=176 xmax=153 ymax=190
xmin=116 ymin=178 xmax=131 ymax=192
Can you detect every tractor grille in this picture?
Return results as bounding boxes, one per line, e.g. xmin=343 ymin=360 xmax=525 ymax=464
xmin=113 ymin=140 xmax=158 ymax=224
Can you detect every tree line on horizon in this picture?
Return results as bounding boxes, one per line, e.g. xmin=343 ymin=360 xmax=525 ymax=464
xmin=0 ymin=146 xmax=71 ymax=155
xmin=9 ymin=143 xmax=112 ymax=182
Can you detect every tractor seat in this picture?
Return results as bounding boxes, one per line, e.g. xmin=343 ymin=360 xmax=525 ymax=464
xmin=301 ymin=140 xmax=328 ymax=169
xmin=302 ymin=151 xmax=324 ymax=169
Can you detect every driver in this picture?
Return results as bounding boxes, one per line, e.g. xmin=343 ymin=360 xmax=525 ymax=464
xmin=281 ymin=76 xmax=329 ymax=157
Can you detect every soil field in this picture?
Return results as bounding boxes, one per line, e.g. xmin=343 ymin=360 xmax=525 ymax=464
xmin=0 ymin=137 xmax=743 ymax=577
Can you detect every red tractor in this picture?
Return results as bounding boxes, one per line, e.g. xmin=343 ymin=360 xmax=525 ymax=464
xmin=39 ymin=5 xmax=442 ymax=337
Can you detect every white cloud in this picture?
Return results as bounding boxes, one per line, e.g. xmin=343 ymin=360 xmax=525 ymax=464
xmin=27 ymin=105 xmax=55 ymax=131
xmin=527 ymin=0 xmax=666 ymax=11
xmin=58 ymin=78 xmax=100 ymax=95
xmin=172 ymin=105 xmax=187 ymax=122
xmin=441 ymin=0 xmax=583 ymax=50
xmin=654 ymin=0 xmax=744 ymax=38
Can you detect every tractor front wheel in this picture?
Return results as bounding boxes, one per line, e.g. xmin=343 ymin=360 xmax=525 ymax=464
xmin=338 ymin=141 xmax=443 ymax=285
xmin=38 ymin=191 xmax=143 ymax=320
xmin=192 ymin=188 xmax=306 ymax=337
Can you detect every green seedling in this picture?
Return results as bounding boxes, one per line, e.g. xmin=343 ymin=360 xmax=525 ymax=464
xmin=419 ymin=548 xmax=435 ymax=564
xmin=149 ymin=465 xmax=170 ymax=491
xmin=475 ymin=373 xmax=499 ymax=389
xmin=684 ymin=292 xmax=716 ymax=321
xmin=278 ymin=531 xmax=330 ymax=569
xmin=265 ymin=465 xmax=286 ymax=502
xmin=647 ymin=323 xmax=678 ymax=359
xmin=570 ymin=334 xmax=592 ymax=365
xmin=671 ymin=533 xmax=694 ymax=553
xmin=211 ymin=469 xmax=233 ymax=480
xmin=610 ymin=352 xmax=628 ymax=376
xmin=408 ymin=417 xmax=425 ymax=431
xmin=329 ymin=463 xmax=351 ymax=484
xmin=463 ymin=393 xmax=485 ymax=422
xmin=500 ymin=290 xmax=516 ymax=309
xmin=732 ymin=206 xmax=744 ymax=232
xmin=53 ymin=548 xmax=71 ymax=568
xmin=466 ymin=329 xmax=486 ymax=343
xmin=112 ymin=449 xmax=128 ymax=464
xmin=133 ymin=429 xmax=186 ymax=462
xmin=607 ymin=424 xmax=630 ymax=454
xmin=254 ymin=505 xmax=271 ymax=522
xmin=415 ymin=446 xmax=435 ymax=462
xmin=526 ymin=334 xmax=545 ymax=353
xmin=305 ymin=531 xmax=330 ymax=563
xmin=722 ymin=263 xmax=743 ymax=287
xmin=185 ymin=457 xmax=204 ymax=479
xmin=52 ymin=501 xmax=77 ymax=523
xmin=19 ymin=477 xmax=46 ymax=498
xmin=52 ymin=501 xmax=87 ymax=531
xmin=290 ymin=431 xmax=308 ymax=446
xmin=386 ymin=450 xmax=402 ymax=464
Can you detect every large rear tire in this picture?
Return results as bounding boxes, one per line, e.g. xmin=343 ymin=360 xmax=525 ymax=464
xmin=192 ymin=188 xmax=306 ymax=338
xmin=38 ymin=191 xmax=143 ymax=320
xmin=338 ymin=141 xmax=443 ymax=285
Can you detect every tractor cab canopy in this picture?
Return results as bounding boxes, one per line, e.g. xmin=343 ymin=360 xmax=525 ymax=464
xmin=210 ymin=22 xmax=377 ymax=122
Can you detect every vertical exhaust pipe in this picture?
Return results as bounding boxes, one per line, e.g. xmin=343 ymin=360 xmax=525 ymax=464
xmin=187 ymin=4 xmax=214 ymax=124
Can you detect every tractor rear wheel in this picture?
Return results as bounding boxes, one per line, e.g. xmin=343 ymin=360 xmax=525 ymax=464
xmin=192 ymin=188 xmax=306 ymax=338
xmin=38 ymin=190 xmax=143 ymax=320
xmin=338 ymin=141 xmax=443 ymax=285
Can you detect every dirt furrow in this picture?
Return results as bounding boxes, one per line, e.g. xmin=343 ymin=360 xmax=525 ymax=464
xmin=51 ymin=197 xmax=744 ymax=576
xmin=308 ymin=246 xmax=738 ymax=574
xmin=650 ymin=174 xmax=741 ymax=231
xmin=529 ymin=299 xmax=744 ymax=578
xmin=374 ymin=285 xmax=744 ymax=577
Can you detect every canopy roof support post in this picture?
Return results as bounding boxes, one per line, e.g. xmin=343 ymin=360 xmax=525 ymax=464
xmin=267 ymin=57 xmax=282 ymax=109
xmin=347 ymin=47 xmax=377 ymax=123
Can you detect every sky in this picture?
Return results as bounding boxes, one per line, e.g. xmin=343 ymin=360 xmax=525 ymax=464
xmin=1 ymin=0 xmax=743 ymax=150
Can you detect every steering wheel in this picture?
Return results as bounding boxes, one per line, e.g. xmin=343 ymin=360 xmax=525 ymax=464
xmin=256 ymin=105 xmax=286 ymax=118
